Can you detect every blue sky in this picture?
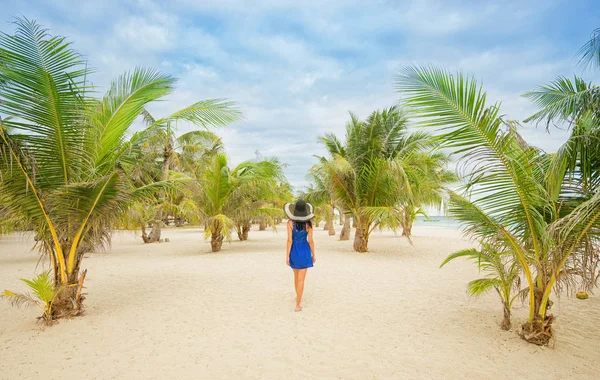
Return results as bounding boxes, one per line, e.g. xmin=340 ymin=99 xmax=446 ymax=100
xmin=2 ymin=0 xmax=599 ymax=189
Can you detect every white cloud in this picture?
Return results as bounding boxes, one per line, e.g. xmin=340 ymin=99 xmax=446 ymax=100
xmin=1 ymin=0 xmax=598 ymax=191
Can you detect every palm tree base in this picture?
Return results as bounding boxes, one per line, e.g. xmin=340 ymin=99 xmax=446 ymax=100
xmin=51 ymin=277 xmax=86 ymax=321
xmin=500 ymin=306 xmax=511 ymax=331
xmin=520 ymin=316 xmax=554 ymax=345
xmin=340 ymin=219 xmax=351 ymax=240
xmin=141 ymin=223 xmax=161 ymax=243
xmin=211 ymin=233 xmax=224 ymax=252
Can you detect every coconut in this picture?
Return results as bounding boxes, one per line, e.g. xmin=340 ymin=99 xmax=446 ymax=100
xmin=576 ymin=291 xmax=589 ymax=300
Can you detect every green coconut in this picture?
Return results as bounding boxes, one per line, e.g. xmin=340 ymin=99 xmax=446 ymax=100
xmin=576 ymin=291 xmax=589 ymax=300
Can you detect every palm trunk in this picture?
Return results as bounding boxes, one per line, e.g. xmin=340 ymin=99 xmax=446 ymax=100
xmin=236 ymin=224 xmax=243 ymax=241
xmin=328 ymin=207 xmax=336 ymax=235
xmin=339 ymin=211 xmax=344 ymax=226
xmin=50 ymin=244 xmax=86 ymax=319
xmin=323 ymin=220 xmax=331 ymax=231
xmin=401 ymin=210 xmax=413 ymax=238
xmin=521 ymin=286 xmax=554 ymax=345
xmin=242 ymin=220 xmax=251 ymax=241
xmin=211 ymin=222 xmax=224 ymax=252
xmin=501 ymin=303 xmax=511 ymax=331
xmin=141 ymin=222 xmax=161 ymax=243
xmin=353 ymin=222 xmax=370 ymax=252
xmin=259 ymin=220 xmax=267 ymax=231
xmin=340 ymin=217 xmax=351 ymax=240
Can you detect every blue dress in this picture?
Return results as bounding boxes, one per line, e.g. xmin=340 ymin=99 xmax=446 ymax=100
xmin=289 ymin=222 xmax=313 ymax=269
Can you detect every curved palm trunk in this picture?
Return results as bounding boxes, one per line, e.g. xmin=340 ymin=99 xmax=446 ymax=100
xmin=236 ymin=224 xmax=244 ymax=241
xmin=328 ymin=207 xmax=336 ymax=235
xmin=146 ymin=138 xmax=173 ymax=244
xmin=401 ymin=209 xmax=413 ymax=238
xmin=141 ymin=222 xmax=161 ymax=243
xmin=353 ymin=222 xmax=370 ymax=252
xmin=339 ymin=209 xmax=344 ymax=226
xmin=340 ymin=217 xmax=351 ymax=240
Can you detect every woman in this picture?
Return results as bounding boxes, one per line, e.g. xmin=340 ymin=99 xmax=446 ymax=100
xmin=284 ymin=199 xmax=316 ymax=312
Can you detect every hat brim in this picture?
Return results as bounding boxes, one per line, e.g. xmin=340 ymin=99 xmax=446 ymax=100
xmin=283 ymin=202 xmax=314 ymax=221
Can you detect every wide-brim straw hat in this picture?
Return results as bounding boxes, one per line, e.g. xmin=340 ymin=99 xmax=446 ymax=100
xmin=283 ymin=199 xmax=314 ymax=221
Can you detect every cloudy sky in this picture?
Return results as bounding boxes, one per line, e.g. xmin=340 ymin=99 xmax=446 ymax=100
xmin=2 ymin=0 xmax=599 ymax=190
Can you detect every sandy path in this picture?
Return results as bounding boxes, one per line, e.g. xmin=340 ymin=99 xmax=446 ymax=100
xmin=0 ymin=225 xmax=599 ymax=379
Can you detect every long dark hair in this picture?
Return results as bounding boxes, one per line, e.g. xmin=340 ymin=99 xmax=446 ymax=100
xmin=293 ymin=221 xmax=312 ymax=231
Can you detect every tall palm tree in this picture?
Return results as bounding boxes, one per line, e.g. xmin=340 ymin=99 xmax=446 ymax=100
xmin=396 ymin=65 xmax=600 ymax=345
xmin=0 ymin=18 xmax=188 ymax=320
xmin=195 ymin=154 xmax=286 ymax=252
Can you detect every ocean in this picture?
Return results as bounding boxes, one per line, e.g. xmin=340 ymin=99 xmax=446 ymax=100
xmin=413 ymin=215 xmax=461 ymax=229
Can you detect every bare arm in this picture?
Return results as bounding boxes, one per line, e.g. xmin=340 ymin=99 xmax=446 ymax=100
xmin=286 ymin=221 xmax=292 ymax=265
xmin=308 ymin=225 xmax=316 ymax=262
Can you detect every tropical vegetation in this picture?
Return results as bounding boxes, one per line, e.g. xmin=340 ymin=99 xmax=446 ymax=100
xmin=308 ymin=106 xmax=455 ymax=251
xmin=0 ymin=18 xmax=290 ymax=321
xmin=396 ymin=62 xmax=600 ymax=345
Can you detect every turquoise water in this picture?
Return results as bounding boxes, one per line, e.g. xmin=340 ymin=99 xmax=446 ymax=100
xmin=413 ymin=215 xmax=460 ymax=229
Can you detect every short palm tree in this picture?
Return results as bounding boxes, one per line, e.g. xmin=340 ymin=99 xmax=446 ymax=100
xmin=304 ymin=167 xmax=339 ymax=237
xmin=2 ymin=271 xmax=59 ymax=324
xmin=441 ymin=241 xmax=522 ymax=330
xmin=129 ymin=102 xmax=240 ymax=242
xmin=124 ymin=129 xmax=226 ymax=241
xmin=195 ymin=154 xmax=286 ymax=251
xmin=317 ymin=106 xmax=447 ymax=251
xmin=397 ymin=149 xmax=456 ymax=239
xmin=0 ymin=18 xmax=183 ymax=319
xmin=396 ymin=65 xmax=600 ymax=345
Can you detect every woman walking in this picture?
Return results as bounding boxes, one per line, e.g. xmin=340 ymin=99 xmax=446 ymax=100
xmin=284 ymin=199 xmax=316 ymax=312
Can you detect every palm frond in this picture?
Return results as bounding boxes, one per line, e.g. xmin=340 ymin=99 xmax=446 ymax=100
xmin=577 ymin=27 xmax=600 ymax=70
xmin=523 ymin=76 xmax=598 ymax=125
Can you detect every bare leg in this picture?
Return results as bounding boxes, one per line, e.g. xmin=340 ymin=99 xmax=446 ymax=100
xmin=295 ymin=269 xmax=307 ymax=311
xmin=293 ymin=269 xmax=299 ymax=295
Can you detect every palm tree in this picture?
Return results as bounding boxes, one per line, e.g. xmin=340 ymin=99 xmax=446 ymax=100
xmin=441 ymin=242 xmax=522 ymax=330
xmin=195 ymin=154 xmax=286 ymax=252
xmin=304 ymin=167 xmax=339 ymax=237
xmin=397 ymin=150 xmax=456 ymax=239
xmin=132 ymin=101 xmax=240 ymax=242
xmin=0 ymin=18 xmax=185 ymax=319
xmin=523 ymin=82 xmax=600 ymax=294
xmin=396 ymin=65 xmax=600 ymax=345
xmin=124 ymin=129 xmax=226 ymax=241
xmin=317 ymin=106 xmax=448 ymax=251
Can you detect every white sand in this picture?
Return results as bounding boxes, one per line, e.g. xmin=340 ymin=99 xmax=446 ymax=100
xmin=0 ymin=225 xmax=599 ymax=380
